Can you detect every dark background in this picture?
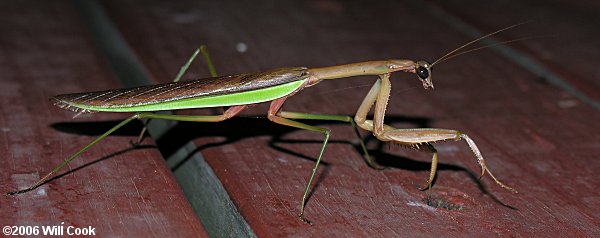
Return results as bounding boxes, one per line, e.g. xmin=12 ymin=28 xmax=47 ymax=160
xmin=1 ymin=0 xmax=599 ymax=237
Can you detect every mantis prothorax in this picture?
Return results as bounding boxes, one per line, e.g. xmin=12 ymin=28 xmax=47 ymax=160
xmin=8 ymin=24 xmax=523 ymax=224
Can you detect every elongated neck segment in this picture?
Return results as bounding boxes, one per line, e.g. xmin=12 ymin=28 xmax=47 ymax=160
xmin=307 ymin=60 xmax=415 ymax=81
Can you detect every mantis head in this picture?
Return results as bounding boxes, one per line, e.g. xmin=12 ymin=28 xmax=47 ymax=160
xmin=417 ymin=22 xmax=532 ymax=91
xmin=415 ymin=61 xmax=433 ymax=89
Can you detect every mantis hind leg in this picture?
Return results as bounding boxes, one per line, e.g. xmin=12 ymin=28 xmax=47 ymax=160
xmin=137 ymin=105 xmax=245 ymax=122
xmin=7 ymin=106 xmax=247 ymax=196
xmin=7 ymin=115 xmax=140 ymax=195
xmin=133 ymin=45 xmax=218 ymax=146
xmin=174 ymin=45 xmax=218 ymax=82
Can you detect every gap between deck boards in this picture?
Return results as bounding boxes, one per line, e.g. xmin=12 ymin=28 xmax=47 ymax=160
xmin=72 ymin=1 xmax=256 ymax=237
xmin=69 ymin=0 xmax=596 ymax=236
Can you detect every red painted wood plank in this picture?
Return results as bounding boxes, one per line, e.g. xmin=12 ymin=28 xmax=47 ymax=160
xmin=102 ymin=0 xmax=600 ymax=237
xmin=0 ymin=1 xmax=207 ymax=237
xmin=429 ymin=0 xmax=600 ymax=102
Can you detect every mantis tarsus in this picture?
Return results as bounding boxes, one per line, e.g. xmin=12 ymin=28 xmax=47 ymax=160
xmin=8 ymin=24 xmax=523 ymax=224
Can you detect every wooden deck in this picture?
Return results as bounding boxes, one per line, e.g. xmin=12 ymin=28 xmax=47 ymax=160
xmin=2 ymin=0 xmax=599 ymax=237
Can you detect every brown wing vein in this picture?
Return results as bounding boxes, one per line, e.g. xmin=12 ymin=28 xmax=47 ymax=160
xmin=52 ymin=67 xmax=309 ymax=112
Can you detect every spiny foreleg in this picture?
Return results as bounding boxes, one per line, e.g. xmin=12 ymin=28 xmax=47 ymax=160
xmin=354 ymin=74 xmax=516 ymax=192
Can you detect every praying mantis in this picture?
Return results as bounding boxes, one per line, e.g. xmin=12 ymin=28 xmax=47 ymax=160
xmin=7 ymin=24 xmax=523 ymax=224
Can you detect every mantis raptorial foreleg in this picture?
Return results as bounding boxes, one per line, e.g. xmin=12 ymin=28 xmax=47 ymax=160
xmin=7 ymin=23 xmax=527 ymax=224
xmin=355 ymin=74 xmax=516 ymax=192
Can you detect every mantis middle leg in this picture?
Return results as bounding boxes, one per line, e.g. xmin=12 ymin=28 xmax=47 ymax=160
xmin=268 ymin=96 xmax=376 ymax=223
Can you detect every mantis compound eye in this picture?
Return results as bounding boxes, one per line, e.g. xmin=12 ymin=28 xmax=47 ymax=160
xmin=415 ymin=61 xmax=433 ymax=89
xmin=416 ymin=66 xmax=429 ymax=79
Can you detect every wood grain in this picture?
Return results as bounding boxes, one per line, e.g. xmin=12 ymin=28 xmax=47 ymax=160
xmin=0 ymin=1 xmax=208 ymax=237
xmin=101 ymin=0 xmax=600 ymax=237
xmin=3 ymin=0 xmax=597 ymax=237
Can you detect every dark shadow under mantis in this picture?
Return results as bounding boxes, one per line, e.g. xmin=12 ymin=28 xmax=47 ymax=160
xmin=50 ymin=114 xmax=515 ymax=209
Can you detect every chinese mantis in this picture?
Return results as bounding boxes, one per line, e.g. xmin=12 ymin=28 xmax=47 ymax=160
xmin=8 ymin=24 xmax=522 ymax=224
